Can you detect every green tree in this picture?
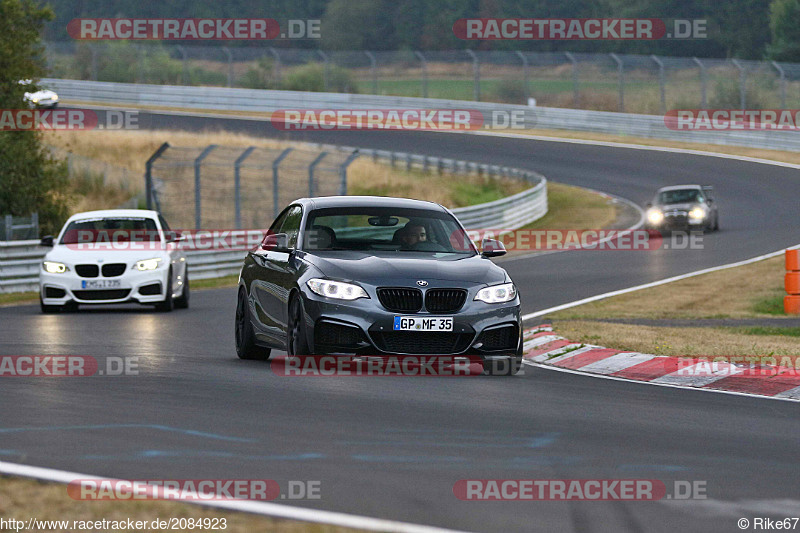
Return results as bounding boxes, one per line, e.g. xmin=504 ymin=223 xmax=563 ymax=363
xmin=767 ymin=0 xmax=800 ymax=60
xmin=0 ymin=0 xmax=70 ymax=235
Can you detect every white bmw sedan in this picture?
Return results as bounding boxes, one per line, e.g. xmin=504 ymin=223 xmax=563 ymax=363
xmin=39 ymin=210 xmax=188 ymax=313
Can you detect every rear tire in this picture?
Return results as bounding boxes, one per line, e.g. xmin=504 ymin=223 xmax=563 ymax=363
xmin=287 ymin=295 xmax=311 ymax=356
xmin=155 ymin=269 xmax=174 ymax=312
xmin=235 ymin=288 xmax=271 ymax=360
xmin=174 ymin=268 xmax=190 ymax=309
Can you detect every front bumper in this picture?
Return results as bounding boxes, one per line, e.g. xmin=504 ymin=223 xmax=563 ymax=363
xmin=300 ymin=289 xmax=522 ymax=357
xmin=40 ymin=267 xmax=170 ymax=306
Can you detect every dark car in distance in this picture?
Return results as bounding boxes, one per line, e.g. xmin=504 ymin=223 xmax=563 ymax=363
xmin=235 ymin=196 xmax=523 ymax=375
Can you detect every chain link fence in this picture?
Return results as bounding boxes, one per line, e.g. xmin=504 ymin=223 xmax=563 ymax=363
xmin=145 ymin=143 xmax=359 ymax=229
xmin=44 ymin=42 xmax=800 ymax=114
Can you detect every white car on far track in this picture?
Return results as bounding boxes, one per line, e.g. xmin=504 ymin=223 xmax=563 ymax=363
xmin=38 ymin=209 xmax=188 ymax=313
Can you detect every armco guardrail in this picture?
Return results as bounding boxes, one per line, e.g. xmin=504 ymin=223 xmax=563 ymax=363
xmin=0 ymin=172 xmax=546 ymax=294
xmin=45 ymin=78 xmax=800 ymax=153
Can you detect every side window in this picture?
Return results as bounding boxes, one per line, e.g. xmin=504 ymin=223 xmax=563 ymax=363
xmin=269 ymin=208 xmax=291 ymax=234
xmin=279 ymin=206 xmax=303 ymax=249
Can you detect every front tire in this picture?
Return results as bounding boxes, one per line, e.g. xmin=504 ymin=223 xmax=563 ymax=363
xmin=174 ymin=268 xmax=189 ymax=309
xmin=235 ymin=288 xmax=271 ymax=360
xmin=287 ymin=295 xmax=311 ymax=356
xmin=155 ymin=269 xmax=174 ymax=312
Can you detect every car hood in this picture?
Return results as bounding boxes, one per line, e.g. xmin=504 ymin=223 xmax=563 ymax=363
xmin=304 ymin=251 xmax=508 ymax=286
xmin=655 ymin=202 xmax=702 ymax=211
xmin=44 ymin=245 xmax=170 ymax=265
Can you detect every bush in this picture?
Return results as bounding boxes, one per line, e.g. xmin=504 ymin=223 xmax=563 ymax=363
xmin=491 ymin=78 xmax=527 ymax=104
xmin=280 ymin=63 xmax=359 ymax=93
xmin=709 ymin=78 xmax=766 ymax=109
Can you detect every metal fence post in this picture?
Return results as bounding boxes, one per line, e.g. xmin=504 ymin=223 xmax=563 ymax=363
xmin=145 ymin=142 xmax=170 ymax=210
xmin=365 ymin=51 xmax=377 ymax=94
xmin=234 ymin=146 xmax=256 ymax=229
xmin=693 ymin=57 xmax=707 ymax=109
xmin=31 ymin=213 xmax=38 ymax=237
xmin=137 ymin=44 xmax=145 ymax=83
xmin=308 ymin=152 xmax=328 ymax=197
xmin=222 ymin=46 xmax=233 ymax=87
xmin=414 ymin=51 xmax=427 ymax=98
xmin=317 ymin=50 xmax=330 ymax=91
xmin=772 ymin=61 xmax=786 ymax=109
xmin=651 ymin=55 xmax=665 ymax=114
xmin=339 ymin=150 xmax=360 ymax=195
xmin=269 ymin=47 xmax=282 ymax=84
xmin=564 ymin=52 xmax=579 ymax=106
xmin=515 ymin=51 xmax=529 ymax=103
xmin=466 ymin=49 xmax=480 ymax=101
xmin=4 ymin=215 xmax=11 ymax=241
xmin=194 ymin=145 xmax=218 ymax=229
xmin=272 ymin=148 xmax=293 ymax=219
xmin=731 ymin=59 xmax=746 ymax=110
xmin=90 ymin=44 xmax=98 ymax=81
xmin=610 ymin=53 xmax=624 ymax=112
xmin=176 ymin=45 xmax=188 ymax=85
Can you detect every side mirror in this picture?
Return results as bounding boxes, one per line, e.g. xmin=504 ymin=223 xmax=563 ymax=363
xmin=646 ymin=202 xmax=652 ymax=209
xmin=481 ymin=238 xmax=506 ymax=258
xmin=166 ymin=230 xmax=183 ymax=243
xmin=262 ymin=232 xmax=289 ymax=252
xmin=40 ymin=235 xmax=54 ymax=247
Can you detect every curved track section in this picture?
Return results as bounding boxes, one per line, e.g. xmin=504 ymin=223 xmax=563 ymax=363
xmin=3 ymin=108 xmax=799 ymax=532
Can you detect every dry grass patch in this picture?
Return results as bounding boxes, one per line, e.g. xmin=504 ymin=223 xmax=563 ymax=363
xmin=552 ymin=255 xmax=788 ymax=320
xmin=553 ymin=320 xmax=800 ymax=357
xmin=0 ymin=476 xmax=365 ymax=533
xmin=523 ymin=183 xmax=618 ymax=231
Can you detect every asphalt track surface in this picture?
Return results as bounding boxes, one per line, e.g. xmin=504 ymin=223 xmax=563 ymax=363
xmin=3 ymin=109 xmax=800 ymax=532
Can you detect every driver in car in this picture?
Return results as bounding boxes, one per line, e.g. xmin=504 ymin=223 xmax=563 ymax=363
xmin=399 ymin=222 xmax=428 ymax=249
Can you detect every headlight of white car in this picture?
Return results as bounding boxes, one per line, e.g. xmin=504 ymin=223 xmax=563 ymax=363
xmin=43 ymin=261 xmax=68 ymax=274
xmin=474 ymin=282 xmax=517 ymax=304
xmin=689 ymin=207 xmax=706 ymax=220
xmin=135 ymin=258 xmax=162 ymax=271
xmin=307 ymin=278 xmax=369 ymax=300
xmin=647 ymin=208 xmax=664 ymax=225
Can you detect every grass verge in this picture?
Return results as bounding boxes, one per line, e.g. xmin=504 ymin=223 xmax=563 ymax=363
xmin=547 ymin=254 xmax=799 ymax=357
xmin=0 ymin=475 xmax=365 ymax=533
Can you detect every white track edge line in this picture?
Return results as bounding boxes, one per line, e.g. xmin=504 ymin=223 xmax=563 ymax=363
xmin=522 ymin=243 xmax=800 ymax=321
xmin=524 ymin=360 xmax=800 ymax=404
xmin=0 ymin=461 xmax=469 ymax=533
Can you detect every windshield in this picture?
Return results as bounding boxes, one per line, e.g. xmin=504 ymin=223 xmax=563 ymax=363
xmin=60 ymin=217 xmax=160 ymax=244
xmin=303 ymin=207 xmax=477 ymax=255
xmin=658 ymin=189 xmax=703 ymax=205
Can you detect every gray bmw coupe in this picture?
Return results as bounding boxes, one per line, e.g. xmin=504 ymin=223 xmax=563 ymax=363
xmin=235 ymin=196 xmax=522 ymax=375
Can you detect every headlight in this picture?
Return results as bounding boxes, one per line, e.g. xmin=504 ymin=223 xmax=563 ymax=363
xmin=307 ymin=278 xmax=369 ymax=300
xmin=689 ymin=207 xmax=706 ymax=219
xmin=31 ymin=97 xmax=39 ymax=103
xmin=647 ymin=209 xmax=664 ymax=225
xmin=135 ymin=258 xmax=162 ymax=271
xmin=43 ymin=261 xmax=67 ymax=274
xmin=52 ymin=94 xmax=58 ymax=101
xmin=474 ymin=282 xmax=517 ymax=304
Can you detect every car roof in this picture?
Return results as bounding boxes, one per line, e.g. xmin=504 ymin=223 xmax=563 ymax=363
xmin=65 ymin=209 xmax=161 ymax=222
xmin=656 ymin=184 xmax=703 ymax=193
xmin=292 ymin=196 xmax=448 ymax=212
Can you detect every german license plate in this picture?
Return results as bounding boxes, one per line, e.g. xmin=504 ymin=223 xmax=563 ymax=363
xmin=393 ymin=316 xmax=453 ymax=332
xmin=81 ymin=280 xmax=122 ymax=289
